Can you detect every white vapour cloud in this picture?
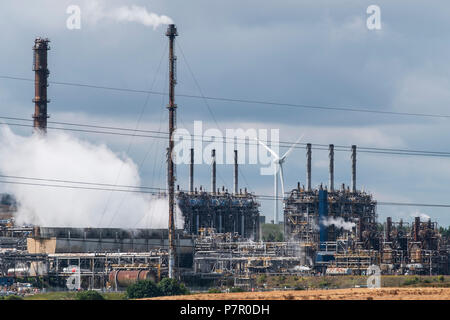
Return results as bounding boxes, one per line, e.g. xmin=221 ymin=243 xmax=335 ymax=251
xmin=411 ymin=211 xmax=431 ymax=221
xmin=112 ymin=5 xmax=173 ymax=29
xmin=85 ymin=1 xmax=173 ymax=29
xmin=0 ymin=126 xmax=183 ymax=229
xmin=321 ymin=216 xmax=355 ymax=231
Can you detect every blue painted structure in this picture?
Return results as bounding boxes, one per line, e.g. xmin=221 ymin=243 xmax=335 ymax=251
xmin=318 ymin=189 xmax=328 ymax=243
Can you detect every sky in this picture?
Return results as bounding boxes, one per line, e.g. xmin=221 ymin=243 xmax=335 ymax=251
xmin=1 ymin=0 xmax=450 ymax=226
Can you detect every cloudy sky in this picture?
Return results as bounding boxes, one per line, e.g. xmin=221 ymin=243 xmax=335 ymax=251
xmin=1 ymin=0 xmax=450 ymax=226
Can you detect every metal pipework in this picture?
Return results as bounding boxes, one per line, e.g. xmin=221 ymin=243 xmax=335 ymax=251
xmin=234 ymin=150 xmax=238 ymax=194
xmin=357 ymin=218 xmax=363 ymax=242
xmin=189 ymin=148 xmax=194 ymax=193
xmin=306 ymin=143 xmax=312 ymax=191
xmin=33 ymin=37 xmax=50 ymax=134
xmin=329 ymin=144 xmax=334 ymax=192
xmin=211 ymin=149 xmax=216 ymax=194
xmin=351 ymin=145 xmax=356 ymax=193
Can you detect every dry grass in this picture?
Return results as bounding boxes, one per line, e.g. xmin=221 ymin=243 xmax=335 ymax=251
xmin=146 ymin=287 xmax=450 ymax=300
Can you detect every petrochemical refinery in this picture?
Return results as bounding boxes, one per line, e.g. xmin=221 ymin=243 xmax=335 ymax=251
xmin=0 ymin=25 xmax=449 ymax=293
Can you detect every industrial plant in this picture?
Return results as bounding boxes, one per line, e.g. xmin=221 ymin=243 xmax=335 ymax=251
xmin=0 ymin=25 xmax=449 ymax=294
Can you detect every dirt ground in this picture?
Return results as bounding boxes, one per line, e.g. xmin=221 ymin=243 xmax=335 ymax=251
xmin=148 ymin=287 xmax=450 ymax=300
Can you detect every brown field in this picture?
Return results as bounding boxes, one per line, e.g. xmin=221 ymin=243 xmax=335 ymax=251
xmin=147 ymin=287 xmax=450 ymax=300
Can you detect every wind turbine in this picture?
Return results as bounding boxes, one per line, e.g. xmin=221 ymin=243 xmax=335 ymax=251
xmin=257 ymin=135 xmax=304 ymax=225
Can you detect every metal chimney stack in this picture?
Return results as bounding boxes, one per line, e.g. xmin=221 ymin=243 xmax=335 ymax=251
xmin=33 ymin=38 xmax=50 ymax=134
xmin=166 ymin=24 xmax=178 ymax=279
xmin=329 ymin=144 xmax=334 ymax=192
xmin=386 ymin=217 xmax=392 ymax=242
xmin=306 ymin=143 xmax=312 ymax=191
xmin=189 ymin=148 xmax=194 ymax=193
xmin=211 ymin=149 xmax=216 ymax=194
xmin=414 ymin=216 xmax=420 ymax=241
xmin=234 ymin=150 xmax=238 ymax=194
xmin=351 ymin=145 xmax=357 ymax=193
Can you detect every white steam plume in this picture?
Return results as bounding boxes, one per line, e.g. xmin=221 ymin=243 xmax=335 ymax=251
xmin=411 ymin=211 xmax=430 ymax=221
xmin=321 ymin=217 xmax=355 ymax=231
xmin=85 ymin=1 xmax=173 ymax=29
xmin=112 ymin=5 xmax=173 ymax=29
xmin=0 ymin=126 xmax=183 ymax=229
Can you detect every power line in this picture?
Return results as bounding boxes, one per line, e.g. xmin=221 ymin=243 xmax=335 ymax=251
xmin=102 ymin=39 xmax=168 ymax=227
xmin=3 ymin=120 xmax=450 ymax=159
xmin=1 ymin=175 xmax=450 ymax=209
xmin=0 ymin=179 xmax=160 ymax=194
xmin=2 ymin=74 xmax=450 ymax=119
xmin=176 ymin=40 xmax=248 ymax=192
xmin=0 ymin=174 xmax=161 ymax=191
xmin=377 ymin=202 xmax=450 ymax=208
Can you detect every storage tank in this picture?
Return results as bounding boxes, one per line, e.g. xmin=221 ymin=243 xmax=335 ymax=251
xmin=109 ymin=270 xmax=157 ymax=288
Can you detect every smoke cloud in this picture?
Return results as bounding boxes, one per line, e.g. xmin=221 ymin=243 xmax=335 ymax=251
xmin=0 ymin=126 xmax=183 ymax=229
xmin=85 ymin=1 xmax=173 ymax=29
xmin=411 ymin=211 xmax=431 ymax=221
xmin=321 ymin=217 xmax=355 ymax=231
xmin=112 ymin=5 xmax=173 ymax=29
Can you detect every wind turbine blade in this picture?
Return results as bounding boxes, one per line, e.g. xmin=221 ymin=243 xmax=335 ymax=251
xmin=255 ymin=138 xmax=279 ymax=160
xmin=274 ymin=163 xmax=278 ymax=224
xmin=279 ymin=164 xmax=285 ymax=198
xmin=281 ymin=134 xmax=304 ymax=161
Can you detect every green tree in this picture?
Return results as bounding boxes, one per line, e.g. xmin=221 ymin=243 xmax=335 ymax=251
xmin=261 ymin=223 xmax=284 ymax=242
xmin=4 ymin=295 xmax=23 ymax=300
xmin=75 ymin=290 xmax=105 ymax=300
xmin=126 ymin=280 xmax=162 ymax=299
xmin=439 ymin=226 xmax=450 ymax=238
xmin=157 ymin=278 xmax=189 ymax=296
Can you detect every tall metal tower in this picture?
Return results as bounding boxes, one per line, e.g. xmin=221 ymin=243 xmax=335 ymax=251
xmin=32 ymin=38 xmax=50 ymax=134
xmin=166 ymin=24 xmax=178 ymax=279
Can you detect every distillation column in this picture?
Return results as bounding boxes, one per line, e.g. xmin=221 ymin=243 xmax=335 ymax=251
xmin=329 ymin=144 xmax=334 ymax=191
xmin=306 ymin=143 xmax=312 ymax=191
xmin=32 ymin=38 xmax=50 ymax=134
xmin=234 ymin=150 xmax=238 ymax=194
xmin=211 ymin=149 xmax=216 ymax=194
xmin=351 ymin=145 xmax=357 ymax=193
xmin=189 ymin=148 xmax=194 ymax=193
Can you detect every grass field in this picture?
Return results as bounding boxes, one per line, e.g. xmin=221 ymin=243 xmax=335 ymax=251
xmin=253 ymin=274 xmax=450 ymax=290
xmin=23 ymin=291 xmax=125 ymax=300
xmin=149 ymin=287 xmax=450 ymax=300
xmin=6 ymin=275 xmax=449 ymax=300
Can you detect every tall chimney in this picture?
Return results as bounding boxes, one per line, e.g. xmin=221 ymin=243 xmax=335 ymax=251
xmin=189 ymin=148 xmax=194 ymax=193
xmin=329 ymin=144 xmax=334 ymax=192
xmin=33 ymin=38 xmax=50 ymax=134
xmin=351 ymin=145 xmax=356 ymax=193
xmin=414 ymin=216 xmax=420 ymax=241
xmin=211 ymin=149 xmax=216 ymax=194
xmin=306 ymin=143 xmax=312 ymax=191
xmin=386 ymin=217 xmax=392 ymax=242
xmin=166 ymin=24 xmax=178 ymax=279
xmin=234 ymin=150 xmax=238 ymax=194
